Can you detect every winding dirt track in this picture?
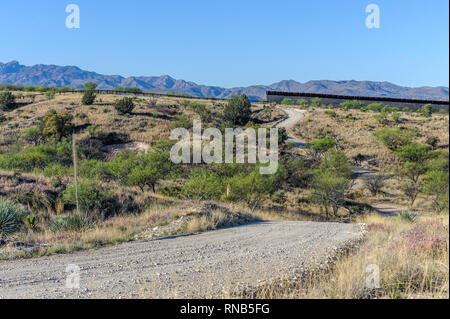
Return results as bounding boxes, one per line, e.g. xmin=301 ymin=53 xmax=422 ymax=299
xmin=0 ymin=221 xmax=365 ymax=299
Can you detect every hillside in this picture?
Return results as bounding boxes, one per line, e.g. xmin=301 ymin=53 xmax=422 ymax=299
xmin=1 ymin=61 xmax=449 ymax=101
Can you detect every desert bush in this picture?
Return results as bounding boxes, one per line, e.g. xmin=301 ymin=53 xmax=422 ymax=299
xmin=363 ymin=174 xmax=385 ymax=196
xmin=114 ymin=97 xmax=135 ymax=115
xmin=391 ymin=112 xmax=401 ymax=123
xmin=49 ymin=214 xmax=94 ymax=233
xmin=0 ymin=91 xmax=16 ymax=111
xmin=0 ymin=199 xmax=28 ymax=236
xmin=223 ymin=94 xmax=251 ymax=126
xmin=340 ymin=100 xmax=365 ymax=110
xmin=364 ymin=103 xmax=385 ymax=112
xmin=297 ymin=99 xmax=309 ymax=106
xmin=45 ymin=89 xmax=56 ymax=100
xmin=310 ymin=170 xmax=351 ymax=219
xmin=374 ymin=111 xmax=389 ymax=125
xmin=182 ymin=171 xmax=226 ymax=200
xmin=307 ymin=137 xmax=336 ymax=160
xmin=21 ymin=127 xmax=43 ymax=146
xmin=189 ymin=102 xmax=211 ymax=122
xmin=324 ymin=110 xmax=337 ymax=118
xmin=423 ymin=170 xmax=449 ymax=212
xmin=319 ymin=149 xmax=353 ymax=179
xmin=395 ymin=143 xmax=430 ymax=183
xmin=172 ymin=114 xmax=192 ymax=129
xmin=416 ymin=104 xmax=433 ymax=118
xmin=311 ymin=97 xmax=322 ymax=107
xmin=126 ymin=151 xmax=173 ymax=192
xmin=81 ymin=82 xmax=97 ymax=105
xmin=229 ymin=169 xmax=277 ymax=210
xmin=425 ymin=136 xmax=440 ymax=150
xmin=281 ymin=98 xmax=294 ymax=105
xmin=41 ymin=110 xmax=74 ymax=142
xmin=63 ymin=179 xmax=117 ymax=217
xmin=374 ymin=128 xmax=414 ymax=151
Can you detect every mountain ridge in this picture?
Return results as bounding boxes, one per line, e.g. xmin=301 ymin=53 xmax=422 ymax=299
xmin=1 ymin=61 xmax=448 ymax=101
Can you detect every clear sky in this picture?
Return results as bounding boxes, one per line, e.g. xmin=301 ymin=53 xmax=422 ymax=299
xmin=1 ymin=0 xmax=448 ymax=88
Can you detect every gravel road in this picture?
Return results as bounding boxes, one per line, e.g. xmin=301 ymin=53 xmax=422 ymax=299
xmin=276 ymin=108 xmax=307 ymax=147
xmin=0 ymin=221 xmax=366 ymax=299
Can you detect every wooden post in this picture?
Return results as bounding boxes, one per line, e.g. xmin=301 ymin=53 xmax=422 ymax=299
xmin=72 ymin=129 xmax=79 ymax=215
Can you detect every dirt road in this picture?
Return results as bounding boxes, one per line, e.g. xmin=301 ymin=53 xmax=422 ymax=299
xmin=276 ymin=108 xmax=307 ymax=147
xmin=0 ymin=221 xmax=365 ymax=299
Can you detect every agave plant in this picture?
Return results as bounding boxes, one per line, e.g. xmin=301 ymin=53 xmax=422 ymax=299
xmin=0 ymin=199 xmax=28 ymax=236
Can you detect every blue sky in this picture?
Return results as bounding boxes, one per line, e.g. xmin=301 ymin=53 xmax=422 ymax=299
xmin=0 ymin=0 xmax=448 ymax=88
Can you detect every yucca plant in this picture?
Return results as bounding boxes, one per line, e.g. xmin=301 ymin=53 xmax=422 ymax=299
xmin=396 ymin=211 xmax=417 ymax=223
xmin=23 ymin=214 xmax=38 ymax=231
xmin=0 ymin=199 xmax=28 ymax=236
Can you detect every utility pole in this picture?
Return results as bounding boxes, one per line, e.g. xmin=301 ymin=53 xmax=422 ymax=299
xmin=72 ymin=129 xmax=79 ymax=215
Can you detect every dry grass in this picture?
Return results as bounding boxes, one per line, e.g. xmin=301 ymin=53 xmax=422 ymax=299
xmin=244 ymin=213 xmax=449 ymax=299
xmin=293 ymin=108 xmax=449 ymax=164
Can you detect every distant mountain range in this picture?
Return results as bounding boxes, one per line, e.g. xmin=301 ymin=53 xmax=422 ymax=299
xmin=1 ymin=61 xmax=448 ymax=101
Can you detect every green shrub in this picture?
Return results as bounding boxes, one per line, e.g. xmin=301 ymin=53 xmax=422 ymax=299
xmin=340 ymin=100 xmax=365 ymax=110
xmin=62 ymin=179 xmax=116 ymax=216
xmin=229 ymin=169 xmax=277 ymax=210
xmin=307 ymin=137 xmax=336 ymax=160
xmin=374 ymin=128 xmax=415 ymax=151
xmin=297 ymin=99 xmax=309 ymax=106
xmin=81 ymin=82 xmax=97 ymax=105
xmin=396 ymin=211 xmax=417 ymax=222
xmin=311 ymin=97 xmax=322 ymax=107
xmin=281 ymin=98 xmax=294 ymax=105
xmin=182 ymin=171 xmax=226 ymax=200
xmin=21 ymin=127 xmax=42 ymax=146
xmin=41 ymin=110 xmax=74 ymax=142
xmin=374 ymin=111 xmax=388 ymax=125
xmin=49 ymin=214 xmax=94 ymax=233
xmin=45 ymin=89 xmax=57 ymax=100
xmin=319 ymin=149 xmax=353 ymax=179
xmin=172 ymin=114 xmax=192 ymax=129
xmin=223 ymin=94 xmax=251 ymax=126
xmin=324 ymin=110 xmax=337 ymax=118
xmin=0 ymin=91 xmax=16 ymax=111
xmin=114 ymin=97 xmax=135 ymax=115
xmin=0 ymin=199 xmax=28 ymax=236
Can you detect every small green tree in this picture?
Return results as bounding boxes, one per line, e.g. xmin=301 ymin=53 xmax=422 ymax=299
xmin=307 ymin=137 xmax=336 ymax=160
xmin=417 ymin=104 xmax=433 ymax=117
xmin=45 ymin=89 xmax=57 ymax=100
xmin=0 ymin=91 xmax=16 ymax=111
xmin=41 ymin=110 xmax=74 ymax=142
xmin=311 ymin=97 xmax=322 ymax=107
xmin=223 ymin=94 xmax=251 ymax=126
xmin=423 ymin=170 xmax=449 ymax=212
xmin=425 ymin=136 xmax=440 ymax=150
xmin=281 ymin=98 xmax=294 ymax=105
xmin=395 ymin=143 xmax=430 ymax=183
xmin=81 ymin=82 xmax=97 ymax=105
xmin=310 ymin=170 xmax=351 ymax=219
xmin=21 ymin=127 xmax=43 ymax=146
xmin=126 ymin=151 xmax=173 ymax=192
xmin=114 ymin=97 xmax=135 ymax=115
xmin=319 ymin=149 xmax=353 ymax=179
xmin=297 ymin=99 xmax=309 ymax=106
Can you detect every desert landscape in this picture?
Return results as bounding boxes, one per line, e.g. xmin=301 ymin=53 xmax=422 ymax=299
xmin=0 ymin=86 xmax=448 ymax=299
